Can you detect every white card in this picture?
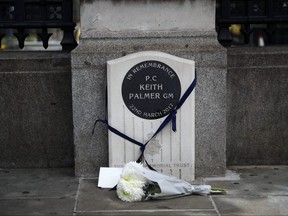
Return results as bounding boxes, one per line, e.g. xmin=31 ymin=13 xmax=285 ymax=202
xmin=98 ymin=167 xmax=123 ymax=188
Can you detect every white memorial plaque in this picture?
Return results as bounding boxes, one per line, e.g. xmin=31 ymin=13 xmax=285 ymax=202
xmin=107 ymin=51 xmax=195 ymax=181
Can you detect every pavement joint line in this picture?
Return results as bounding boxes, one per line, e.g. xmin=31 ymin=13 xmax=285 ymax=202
xmin=213 ymin=195 xmax=284 ymax=198
xmin=221 ymin=215 xmax=284 ymax=216
xmin=204 ymin=170 xmax=240 ymax=182
xmin=228 ymin=65 xmax=288 ymax=69
xmin=0 ymin=196 xmax=75 ymax=200
xmin=266 ymin=195 xmax=288 ymax=197
xmin=74 ymin=209 xmax=217 ymax=213
xmin=209 ymin=195 xmax=221 ymax=216
xmin=81 ymin=177 xmax=99 ymax=180
xmin=73 ymin=177 xmax=83 ymax=215
xmin=0 ymin=71 xmax=69 ymax=74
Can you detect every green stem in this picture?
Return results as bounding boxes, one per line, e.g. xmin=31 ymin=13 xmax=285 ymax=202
xmin=210 ymin=188 xmax=226 ymax=195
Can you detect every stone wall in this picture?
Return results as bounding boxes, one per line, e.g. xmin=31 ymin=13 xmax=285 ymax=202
xmin=227 ymin=47 xmax=288 ymax=165
xmin=0 ymin=52 xmax=74 ymax=168
xmin=1 ymin=25 xmax=287 ymax=175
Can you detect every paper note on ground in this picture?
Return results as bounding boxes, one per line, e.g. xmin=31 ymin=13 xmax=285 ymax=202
xmin=98 ymin=167 xmax=123 ymax=188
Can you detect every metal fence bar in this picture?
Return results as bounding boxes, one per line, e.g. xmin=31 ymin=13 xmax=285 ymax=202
xmin=0 ymin=0 xmax=77 ymax=50
xmin=217 ymin=0 xmax=288 ymax=47
xmin=217 ymin=0 xmax=233 ymax=47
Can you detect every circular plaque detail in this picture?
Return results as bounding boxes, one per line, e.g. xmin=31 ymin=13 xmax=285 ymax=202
xmin=122 ymin=60 xmax=181 ymax=120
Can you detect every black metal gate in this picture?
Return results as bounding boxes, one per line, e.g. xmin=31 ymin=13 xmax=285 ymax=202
xmin=0 ymin=0 xmax=77 ymax=50
xmin=217 ymin=0 xmax=288 ymax=47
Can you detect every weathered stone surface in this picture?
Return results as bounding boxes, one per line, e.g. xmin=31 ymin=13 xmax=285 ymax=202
xmin=80 ymin=0 xmax=215 ymax=37
xmin=228 ymin=46 xmax=288 ymax=67
xmin=206 ymin=166 xmax=288 ymax=196
xmin=0 ymin=168 xmax=77 ymax=198
xmin=0 ymin=52 xmax=71 ymax=72
xmin=0 ymin=52 xmax=74 ymax=168
xmin=196 ymin=67 xmax=226 ymax=177
xmin=207 ymin=166 xmax=288 ymax=216
xmin=0 ymin=168 xmax=78 ymax=216
xmin=213 ymin=196 xmax=288 ymax=216
xmin=72 ymin=66 xmax=108 ymax=177
xmin=227 ymin=47 xmax=288 ymax=166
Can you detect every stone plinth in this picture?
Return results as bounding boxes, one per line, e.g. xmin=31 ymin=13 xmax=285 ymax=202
xmin=72 ymin=0 xmax=226 ymax=178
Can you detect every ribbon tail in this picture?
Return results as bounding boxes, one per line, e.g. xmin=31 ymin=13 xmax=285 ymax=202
xmin=172 ymin=112 xmax=177 ymax=132
xmin=145 ymin=159 xmax=157 ymax=171
xmin=136 ymin=151 xmax=144 ymax=163
xmin=92 ymin=118 xmax=107 ymax=135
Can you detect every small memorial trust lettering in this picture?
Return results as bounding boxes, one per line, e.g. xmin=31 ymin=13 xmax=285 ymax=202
xmin=113 ymin=163 xmax=190 ymax=168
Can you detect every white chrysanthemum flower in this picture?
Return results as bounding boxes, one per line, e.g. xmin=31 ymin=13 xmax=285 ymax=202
xmin=116 ymin=178 xmax=145 ymax=202
xmin=121 ymin=162 xmax=148 ymax=185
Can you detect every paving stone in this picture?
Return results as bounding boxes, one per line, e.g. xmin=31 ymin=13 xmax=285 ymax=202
xmin=0 ymin=52 xmax=74 ymax=169
xmin=0 ymin=168 xmax=78 ymax=199
xmin=75 ymin=211 xmax=218 ymax=216
xmin=1 ymin=167 xmax=288 ymax=216
xmin=75 ymin=179 xmax=217 ymax=216
xmin=0 ymin=198 xmax=75 ymax=216
xmin=212 ymin=195 xmax=288 ymax=216
xmin=205 ymin=166 xmax=288 ymax=196
xmin=0 ymin=168 xmax=78 ymax=216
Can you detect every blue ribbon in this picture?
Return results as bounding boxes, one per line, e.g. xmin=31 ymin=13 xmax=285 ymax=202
xmin=172 ymin=111 xmax=177 ymax=132
xmin=93 ymin=70 xmax=197 ymax=168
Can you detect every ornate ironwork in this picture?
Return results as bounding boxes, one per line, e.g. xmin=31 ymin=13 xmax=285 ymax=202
xmin=0 ymin=0 xmax=77 ymax=50
xmin=217 ymin=0 xmax=288 ymax=47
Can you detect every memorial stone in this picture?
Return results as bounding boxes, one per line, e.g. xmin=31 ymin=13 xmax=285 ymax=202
xmin=107 ymin=51 xmax=195 ymax=181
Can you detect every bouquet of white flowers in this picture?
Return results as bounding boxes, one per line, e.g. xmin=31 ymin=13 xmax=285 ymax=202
xmin=116 ymin=162 xmax=222 ymax=202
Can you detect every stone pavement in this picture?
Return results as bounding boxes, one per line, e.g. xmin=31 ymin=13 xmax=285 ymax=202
xmin=0 ymin=166 xmax=288 ymax=216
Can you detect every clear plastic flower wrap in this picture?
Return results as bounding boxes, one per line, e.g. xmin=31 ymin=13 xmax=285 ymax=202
xmin=116 ymin=162 xmax=214 ymax=202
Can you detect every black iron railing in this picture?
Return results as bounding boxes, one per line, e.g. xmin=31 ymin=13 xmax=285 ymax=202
xmin=0 ymin=0 xmax=77 ymax=50
xmin=217 ymin=0 xmax=288 ymax=47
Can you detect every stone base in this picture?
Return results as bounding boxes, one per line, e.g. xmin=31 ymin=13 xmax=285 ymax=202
xmin=227 ymin=47 xmax=288 ymax=166
xmin=0 ymin=52 xmax=74 ymax=168
xmin=72 ymin=31 xmax=227 ymax=178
